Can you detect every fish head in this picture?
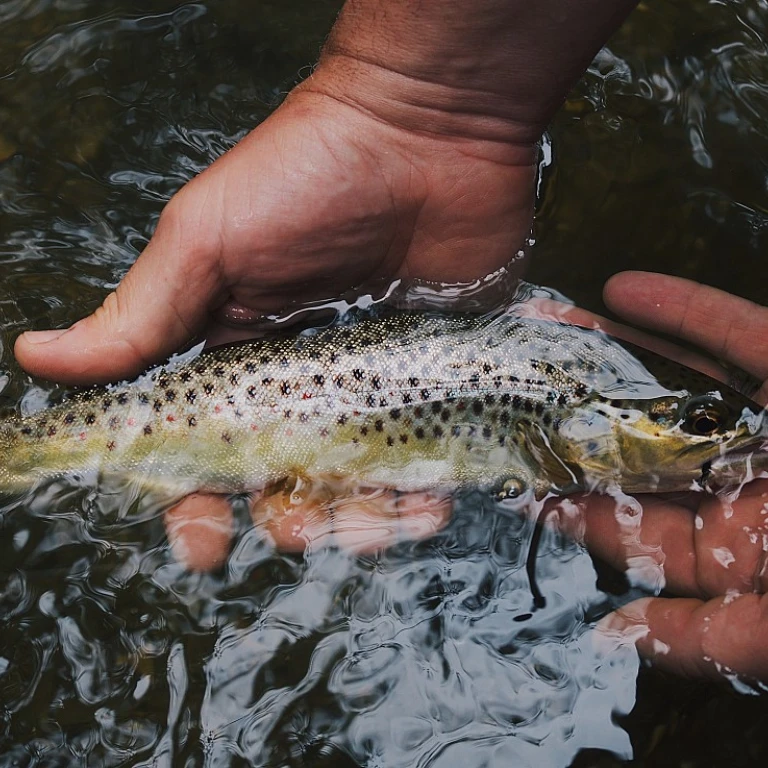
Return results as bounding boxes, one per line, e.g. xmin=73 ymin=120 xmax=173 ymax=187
xmin=551 ymin=342 xmax=768 ymax=494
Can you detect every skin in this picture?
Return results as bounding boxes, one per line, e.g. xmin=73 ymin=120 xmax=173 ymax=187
xmin=9 ymin=1 xmax=768 ymax=682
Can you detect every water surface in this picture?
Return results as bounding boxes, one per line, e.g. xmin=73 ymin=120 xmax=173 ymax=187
xmin=3 ymin=1 xmax=768 ymax=765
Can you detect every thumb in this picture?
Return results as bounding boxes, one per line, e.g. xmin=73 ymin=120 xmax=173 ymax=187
xmin=15 ymin=202 xmax=226 ymax=385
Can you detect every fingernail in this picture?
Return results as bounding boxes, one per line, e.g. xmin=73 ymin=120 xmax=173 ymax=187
xmin=22 ymin=328 xmax=69 ymax=345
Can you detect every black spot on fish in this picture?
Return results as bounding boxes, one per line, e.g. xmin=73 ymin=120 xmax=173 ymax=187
xmin=483 ymin=363 xmax=493 ymax=374
xmin=153 ymin=400 xmax=163 ymax=413
xmin=260 ymin=356 xmax=271 ymax=365
xmin=188 ymin=416 xmax=197 ymax=427
xmin=85 ymin=413 xmax=96 ymax=425
xmin=451 ymin=425 xmax=461 ymax=437
xmin=414 ymin=427 xmax=425 ymax=439
xmin=262 ymin=377 xmax=273 ymax=386
xmin=213 ymin=366 xmax=225 ymax=377
xmin=441 ymin=409 xmax=451 ymax=423
xmin=431 ymin=402 xmax=442 ymax=414
xmin=360 ymin=426 xmax=368 ymax=436
xmin=101 ymin=398 xmax=112 ymax=412
xmin=21 ymin=426 xmax=31 ymax=436
xmin=283 ymin=409 xmax=292 ymax=419
xmin=108 ymin=417 xmax=119 ymax=430
xmin=245 ymin=362 xmax=256 ymax=374
xmin=375 ymin=419 xmax=384 ymax=432
xmin=399 ymin=434 xmax=408 ymax=444
xmin=221 ymin=432 xmax=232 ymax=444
xmin=414 ymin=406 xmax=423 ymax=419
xmin=299 ymin=413 xmax=309 ymax=423
xmin=158 ymin=376 xmax=169 ymax=388
xmin=47 ymin=426 xmax=56 ymax=437
xmin=402 ymin=393 xmax=413 ymax=405
xmin=143 ymin=425 xmax=152 ymax=436
xmin=64 ymin=412 xmax=75 ymax=424
xmin=484 ymin=394 xmax=495 ymax=405
xmin=421 ymin=389 xmax=431 ymax=401
xmin=371 ymin=375 xmax=382 ymax=390
xmin=139 ymin=393 xmax=149 ymax=405
xmin=116 ymin=393 xmax=128 ymax=406
xmin=180 ymin=371 xmax=192 ymax=383
xmin=386 ymin=436 xmax=394 ymax=446
xmin=334 ymin=375 xmax=345 ymax=388
xmin=408 ymin=376 xmax=420 ymax=387
xmin=433 ymin=425 xmax=444 ymax=438
xmin=165 ymin=390 xmax=176 ymax=403
xmin=314 ymin=374 xmax=325 ymax=386
xmin=483 ymin=426 xmax=492 ymax=439
xmin=499 ymin=411 xmax=510 ymax=426
xmin=338 ymin=414 xmax=348 ymax=426
xmin=186 ymin=390 xmax=197 ymax=404
xmin=542 ymin=413 xmax=552 ymax=426
xmin=230 ymin=373 xmax=239 ymax=386
xmin=535 ymin=402 xmax=545 ymax=416
xmin=203 ymin=383 xmax=214 ymax=395
xmin=558 ymin=394 xmax=568 ymax=406
xmin=523 ymin=400 xmax=533 ymax=413
xmin=247 ymin=386 xmax=257 ymax=399
xmin=195 ymin=364 xmax=206 ymax=374
xmin=389 ymin=408 xmax=401 ymax=420
xmin=472 ymin=402 xmax=483 ymax=416
xmin=353 ymin=369 xmax=364 ymax=381
xmin=280 ymin=382 xmax=291 ymax=396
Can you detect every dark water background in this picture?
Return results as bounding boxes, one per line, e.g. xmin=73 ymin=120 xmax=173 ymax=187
xmin=2 ymin=0 xmax=768 ymax=765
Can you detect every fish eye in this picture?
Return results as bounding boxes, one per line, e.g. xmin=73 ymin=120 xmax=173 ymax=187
xmin=681 ymin=396 xmax=728 ymax=436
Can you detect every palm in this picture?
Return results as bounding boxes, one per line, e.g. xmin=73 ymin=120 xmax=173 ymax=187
xmin=183 ymin=92 xmax=535 ymax=319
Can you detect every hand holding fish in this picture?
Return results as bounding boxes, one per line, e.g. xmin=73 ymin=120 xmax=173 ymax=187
xmin=564 ymin=272 xmax=768 ymax=684
xmin=12 ymin=0 xmax=640 ymax=387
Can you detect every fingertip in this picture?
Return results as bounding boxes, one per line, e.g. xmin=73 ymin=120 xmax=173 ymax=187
xmin=165 ymin=493 xmax=234 ymax=572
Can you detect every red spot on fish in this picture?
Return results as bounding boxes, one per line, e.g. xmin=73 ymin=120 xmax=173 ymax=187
xmin=79 ymin=432 xmax=86 ymax=440
xmin=302 ymin=392 xmax=313 ymax=400
xmin=250 ymin=424 xmax=259 ymax=431
xmin=166 ymin=415 xmax=175 ymax=422
xmin=127 ymin=418 xmax=135 ymax=427
xmin=214 ymin=405 xmax=222 ymax=414
xmin=286 ymin=428 xmax=293 ymax=437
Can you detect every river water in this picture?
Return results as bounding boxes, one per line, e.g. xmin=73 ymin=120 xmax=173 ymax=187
xmin=2 ymin=1 xmax=768 ymax=766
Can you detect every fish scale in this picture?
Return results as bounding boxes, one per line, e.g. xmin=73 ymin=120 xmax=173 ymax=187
xmin=0 ymin=311 xmax=765 ymax=499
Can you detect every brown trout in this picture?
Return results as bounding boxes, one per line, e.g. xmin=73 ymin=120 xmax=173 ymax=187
xmin=0 ymin=311 xmax=765 ymax=500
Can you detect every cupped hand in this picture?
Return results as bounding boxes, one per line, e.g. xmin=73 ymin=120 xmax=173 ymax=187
xmin=14 ymin=73 xmax=535 ymax=386
xmin=559 ymin=272 xmax=768 ymax=683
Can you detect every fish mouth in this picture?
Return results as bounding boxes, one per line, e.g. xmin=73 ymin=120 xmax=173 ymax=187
xmin=705 ymin=438 xmax=768 ymax=488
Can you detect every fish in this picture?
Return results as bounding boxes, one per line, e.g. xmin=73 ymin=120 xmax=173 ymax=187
xmin=0 ymin=310 xmax=765 ymax=501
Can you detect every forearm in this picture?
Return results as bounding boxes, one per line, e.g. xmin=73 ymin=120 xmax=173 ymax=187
xmin=306 ymin=0 xmax=640 ymax=145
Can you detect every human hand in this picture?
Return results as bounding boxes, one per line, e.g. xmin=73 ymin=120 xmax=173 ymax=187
xmin=14 ymin=73 xmax=536 ymax=386
xmin=551 ymin=272 xmax=768 ymax=683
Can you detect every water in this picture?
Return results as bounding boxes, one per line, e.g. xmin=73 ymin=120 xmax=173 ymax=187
xmin=3 ymin=1 xmax=768 ymax=765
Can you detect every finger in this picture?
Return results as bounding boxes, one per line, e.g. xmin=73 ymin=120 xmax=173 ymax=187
xmin=604 ymin=271 xmax=768 ymax=381
xmin=15 ymin=192 xmax=226 ymax=385
xmin=600 ymin=594 xmax=768 ymax=682
xmin=252 ymin=477 xmax=451 ymax=553
xmin=517 ymin=297 xmax=729 ymax=381
xmin=551 ymin=480 xmax=768 ymax=599
xmin=164 ymin=492 xmax=235 ymax=572
xmin=548 ymin=494 xmax=704 ymax=596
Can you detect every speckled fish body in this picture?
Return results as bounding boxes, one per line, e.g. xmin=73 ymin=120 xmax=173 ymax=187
xmin=1 ymin=311 xmax=765 ymax=499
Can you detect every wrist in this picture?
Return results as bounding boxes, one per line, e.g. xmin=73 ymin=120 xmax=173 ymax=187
xmin=294 ymin=58 xmax=538 ymax=169
xmin=299 ymin=0 xmax=639 ymax=151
